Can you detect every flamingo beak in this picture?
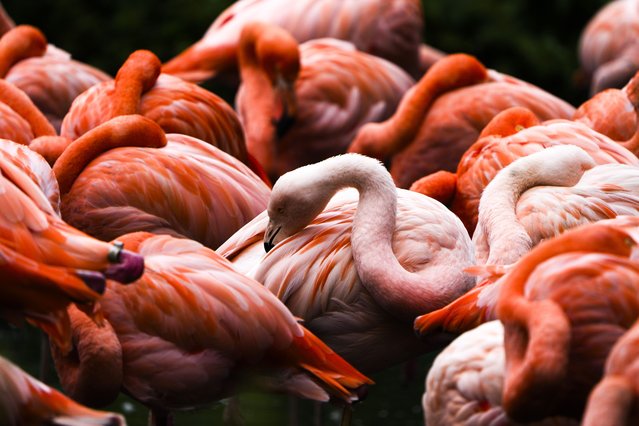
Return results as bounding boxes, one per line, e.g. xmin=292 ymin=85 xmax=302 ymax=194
xmin=264 ymin=225 xmax=281 ymax=253
xmin=75 ymin=270 xmax=107 ymax=294
xmin=103 ymin=241 xmax=145 ymax=284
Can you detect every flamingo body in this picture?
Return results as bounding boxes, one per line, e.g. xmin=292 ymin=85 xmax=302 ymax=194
xmin=388 ymin=79 xmax=575 ymax=188
xmin=60 ymin=73 xmax=248 ymax=163
xmin=60 ymin=133 xmax=270 ymax=249
xmin=495 ymin=217 xmax=639 ymax=421
xmin=6 ymin=53 xmax=110 ymax=132
xmin=53 ymin=232 xmax=371 ymax=413
xmin=424 ymin=320 xmax=578 ymax=426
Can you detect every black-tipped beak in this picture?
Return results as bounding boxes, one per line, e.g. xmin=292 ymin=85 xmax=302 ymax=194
xmin=76 ymin=270 xmax=106 ymax=294
xmin=104 ymin=241 xmax=145 ymax=284
xmin=264 ymin=240 xmax=275 ymax=252
xmin=264 ymin=226 xmax=281 ymax=253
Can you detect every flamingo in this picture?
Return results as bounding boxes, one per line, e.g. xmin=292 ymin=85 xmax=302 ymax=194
xmin=0 ymin=139 xmax=144 ymax=352
xmin=0 ymin=355 xmax=125 ymax=426
xmin=234 ymin=22 xmax=414 ymax=182
xmin=0 ymin=25 xmax=110 ymax=132
xmin=412 ymin=105 xmax=639 ymax=236
xmin=54 ymin=114 xmax=270 ymax=250
xmin=423 ymin=320 xmax=578 ymax=426
xmin=161 ymin=0 xmax=429 ymax=83
xmin=494 ymin=216 xmax=639 ymax=422
xmin=51 ymin=232 xmax=372 ymax=425
xmin=573 ymin=69 xmax=639 ymax=140
xmin=582 ymin=315 xmax=639 ymax=426
xmin=347 ymin=54 xmax=576 ymax=189
xmin=218 ymin=153 xmax=475 ymax=374
xmin=414 ymin=145 xmax=639 ymax=337
xmin=578 ymin=0 xmax=639 ymax=95
xmin=58 ymin=49 xmax=264 ymax=180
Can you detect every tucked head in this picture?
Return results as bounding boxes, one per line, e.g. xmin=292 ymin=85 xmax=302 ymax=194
xmin=506 ymin=144 xmax=596 ymax=188
xmin=264 ymin=162 xmax=336 ymax=252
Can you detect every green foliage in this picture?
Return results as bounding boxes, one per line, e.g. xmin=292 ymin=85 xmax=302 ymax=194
xmin=422 ymin=0 xmax=611 ymax=105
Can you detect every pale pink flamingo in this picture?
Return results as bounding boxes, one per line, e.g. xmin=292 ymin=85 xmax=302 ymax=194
xmin=412 ymin=106 xmax=639 ymax=236
xmin=162 ymin=0 xmax=429 ymax=82
xmin=347 ymin=54 xmax=576 ymax=188
xmin=0 ymin=139 xmax=144 ymax=352
xmin=582 ymin=315 xmax=639 ymax=426
xmin=495 ymin=216 xmax=639 ymax=421
xmin=423 ymin=320 xmax=577 ymax=425
xmin=0 ymin=355 xmax=125 ymax=426
xmin=579 ymin=0 xmax=639 ymax=95
xmin=58 ymin=49 xmax=265 ymax=180
xmin=51 ymin=232 xmax=372 ymax=425
xmin=415 ymin=145 xmax=639 ymax=337
xmin=54 ymin=114 xmax=270 ymax=250
xmin=0 ymin=25 xmax=110 ymax=132
xmin=218 ymin=153 xmax=475 ymax=373
xmin=235 ymin=22 xmax=414 ymax=182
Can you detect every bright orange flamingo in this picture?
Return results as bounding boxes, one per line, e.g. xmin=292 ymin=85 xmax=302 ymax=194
xmin=414 ymin=145 xmax=639 ymax=337
xmin=54 ymin=114 xmax=270 ymax=250
xmin=582 ymin=315 xmax=639 ymax=426
xmin=219 ymin=153 xmax=475 ymax=373
xmin=0 ymin=139 xmax=144 ymax=352
xmin=0 ymin=25 xmax=110 ymax=132
xmin=347 ymin=54 xmax=576 ymax=188
xmin=494 ymin=216 xmax=639 ymax=422
xmin=0 ymin=355 xmax=125 ymax=426
xmin=579 ymin=0 xmax=639 ymax=95
xmin=58 ymin=49 xmax=265 ymax=180
xmin=573 ymin=69 xmax=639 ymax=140
xmin=162 ymin=0 xmax=428 ymax=82
xmin=423 ymin=320 xmax=578 ymax=426
xmin=235 ymin=22 xmax=414 ymax=182
xmin=412 ymin=106 xmax=639 ymax=236
xmin=51 ymin=232 xmax=372 ymax=425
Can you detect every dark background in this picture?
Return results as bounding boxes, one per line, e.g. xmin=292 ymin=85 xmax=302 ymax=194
xmin=2 ymin=0 xmax=611 ymax=106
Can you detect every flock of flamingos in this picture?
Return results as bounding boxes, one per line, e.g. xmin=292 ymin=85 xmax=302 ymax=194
xmin=5 ymin=0 xmax=639 ymax=424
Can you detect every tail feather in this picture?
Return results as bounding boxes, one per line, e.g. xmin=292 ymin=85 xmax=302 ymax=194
xmin=291 ymin=327 xmax=373 ymax=403
xmin=414 ymin=283 xmax=498 ymax=336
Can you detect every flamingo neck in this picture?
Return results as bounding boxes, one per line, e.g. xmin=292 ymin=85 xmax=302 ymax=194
xmin=111 ymin=50 xmax=161 ymax=117
xmin=53 ymin=115 xmax=167 ymax=194
xmin=238 ymin=66 xmax=278 ymax=173
xmin=352 ymin=53 xmax=488 ymax=158
xmin=0 ymin=25 xmax=46 ymax=77
xmin=476 ymin=149 xmax=592 ymax=266
xmin=50 ymin=305 xmax=123 ymax=408
xmin=0 ymin=79 xmax=55 ymax=138
xmin=617 ymin=71 xmax=639 ymax=156
xmin=237 ymin=23 xmax=300 ymax=178
xmin=161 ymin=42 xmax=237 ymax=83
xmin=315 ymin=155 xmax=471 ymax=320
